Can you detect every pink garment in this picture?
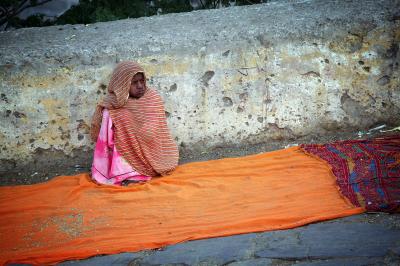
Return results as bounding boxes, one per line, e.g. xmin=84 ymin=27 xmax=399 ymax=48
xmin=91 ymin=109 xmax=151 ymax=186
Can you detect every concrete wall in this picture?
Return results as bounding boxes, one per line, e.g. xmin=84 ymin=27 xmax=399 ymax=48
xmin=0 ymin=0 xmax=399 ymax=172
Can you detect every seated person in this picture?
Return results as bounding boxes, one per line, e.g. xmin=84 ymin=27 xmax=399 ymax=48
xmin=90 ymin=61 xmax=179 ymax=185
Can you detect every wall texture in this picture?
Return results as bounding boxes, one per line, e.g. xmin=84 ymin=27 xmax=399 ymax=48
xmin=0 ymin=0 xmax=399 ymax=172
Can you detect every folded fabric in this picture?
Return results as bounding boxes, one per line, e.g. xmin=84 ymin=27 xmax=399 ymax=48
xmin=301 ymin=135 xmax=400 ymax=212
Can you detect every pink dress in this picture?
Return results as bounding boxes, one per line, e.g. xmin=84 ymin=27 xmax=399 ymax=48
xmin=91 ymin=109 xmax=151 ymax=185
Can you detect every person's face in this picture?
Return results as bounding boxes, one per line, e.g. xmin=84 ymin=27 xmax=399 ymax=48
xmin=129 ymin=72 xmax=145 ymax=98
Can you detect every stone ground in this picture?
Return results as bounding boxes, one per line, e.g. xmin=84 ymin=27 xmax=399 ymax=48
xmin=6 ymin=128 xmax=400 ymax=266
xmin=59 ymin=213 xmax=400 ymax=266
xmin=10 ymin=212 xmax=400 ymax=266
xmin=1 ymin=128 xmax=398 ymax=186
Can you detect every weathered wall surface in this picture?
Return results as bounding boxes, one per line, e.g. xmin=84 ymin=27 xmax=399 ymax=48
xmin=0 ymin=0 xmax=399 ymax=172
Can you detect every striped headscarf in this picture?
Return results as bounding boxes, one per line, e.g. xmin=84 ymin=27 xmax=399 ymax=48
xmin=90 ymin=61 xmax=179 ymax=176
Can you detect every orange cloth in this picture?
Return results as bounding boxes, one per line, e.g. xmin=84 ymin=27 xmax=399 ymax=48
xmin=0 ymin=147 xmax=364 ymax=265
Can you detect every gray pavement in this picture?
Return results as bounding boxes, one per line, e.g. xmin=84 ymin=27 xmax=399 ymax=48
xmin=53 ymin=213 xmax=400 ymax=266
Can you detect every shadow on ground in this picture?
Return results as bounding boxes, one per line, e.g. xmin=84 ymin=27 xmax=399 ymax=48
xmin=2 ymin=129 xmax=397 ymax=186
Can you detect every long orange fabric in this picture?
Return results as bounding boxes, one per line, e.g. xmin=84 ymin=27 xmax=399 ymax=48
xmin=0 ymin=147 xmax=364 ymax=265
xmin=90 ymin=61 xmax=179 ymax=176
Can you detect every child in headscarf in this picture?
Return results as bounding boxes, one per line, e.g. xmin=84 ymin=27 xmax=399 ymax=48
xmin=90 ymin=61 xmax=179 ymax=185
